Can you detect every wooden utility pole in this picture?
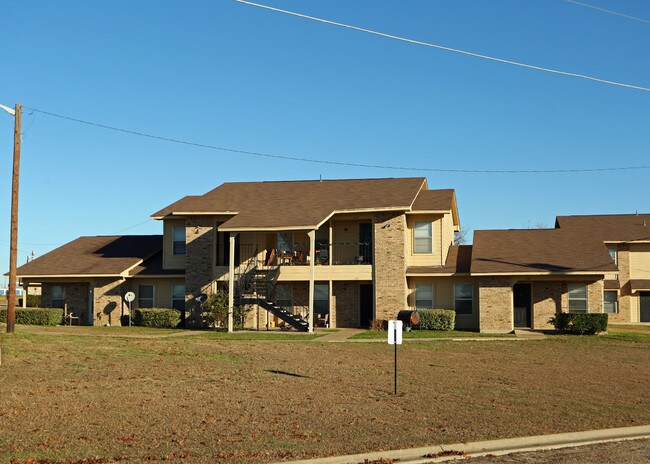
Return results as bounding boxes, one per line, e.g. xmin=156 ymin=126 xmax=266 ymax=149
xmin=6 ymin=103 xmax=21 ymax=334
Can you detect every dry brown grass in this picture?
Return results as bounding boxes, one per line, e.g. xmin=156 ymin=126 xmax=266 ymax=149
xmin=0 ymin=326 xmax=648 ymax=463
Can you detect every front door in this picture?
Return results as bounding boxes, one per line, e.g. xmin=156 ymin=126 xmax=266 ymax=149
xmin=359 ymin=284 xmax=373 ymax=328
xmin=359 ymin=223 xmax=372 ymax=264
xmin=513 ymin=283 xmax=532 ymax=328
xmin=641 ymin=292 xmax=650 ymax=322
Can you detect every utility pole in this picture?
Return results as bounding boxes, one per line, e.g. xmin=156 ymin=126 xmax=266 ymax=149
xmin=5 ymin=103 xmax=21 ymax=334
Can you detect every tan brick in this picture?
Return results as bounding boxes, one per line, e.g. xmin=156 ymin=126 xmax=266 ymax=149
xmin=478 ymin=277 xmax=513 ymax=332
xmin=532 ymin=282 xmax=561 ymax=329
xmin=185 ymin=216 xmax=215 ymax=327
xmin=373 ymin=213 xmax=407 ymax=321
xmin=332 ymin=281 xmax=358 ymax=328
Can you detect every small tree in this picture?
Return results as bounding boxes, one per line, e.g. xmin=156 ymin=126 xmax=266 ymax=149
xmin=454 ymin=224 xmax=471 ymax=245
xmin=202 ymin=291 xmax=248 ymax=329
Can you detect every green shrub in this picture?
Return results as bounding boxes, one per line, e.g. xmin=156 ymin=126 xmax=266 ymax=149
xmin=418 ymin=309 xmax=456 ymax=331
xmin=549 ymin=313 xmax=608 ymax=335
xmin=202 ymin=291 xmax=248 ymax=329
xmin=133 ymin=308 xmax=180 ymax=328
xmin=0 ymin=307 xmax=64 ymax=326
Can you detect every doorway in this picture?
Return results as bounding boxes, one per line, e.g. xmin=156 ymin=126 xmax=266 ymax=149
xmin=359 ymin=223 xmax=372 ymax=264
xmin=359 ymin=284 xmax=373 ymax=328
xmin=641 ymin=292 xmax=650 ymax=322
xmin=513 ymin=283 xmax=532 ymax=328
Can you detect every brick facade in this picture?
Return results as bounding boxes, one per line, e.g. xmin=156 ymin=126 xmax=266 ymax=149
xmin=42 ymin=282 xmax=90 ymax=323
xmin=614 ymin=245 xmax=633 ymax=322
xmin=332 ymin=281 xmax=358 ymax=328
xmin=185 ymin=216 xmax=215 ymax=327
xmin=92 ymin=278 xmax=126 ymax=326
xmin=373 ymin=213 xmax=407 ymax=321
xmin=478 ymin=277 xmax=513 ymax=332
xmin=532 ymin=281 xmax=561 ymax=329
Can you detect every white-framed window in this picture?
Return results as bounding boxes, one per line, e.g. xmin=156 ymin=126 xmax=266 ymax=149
xmin=172 ymin=284 xmax=185 ymax=311
xmin=138 ymin=284 xmax=154 ymax=308
xmin=413 ymin=221 xmax=433 ymax=254
xmin=567 ymin=283 xmax=587 ymax=313
xmin=604 ymin=291 xmax=618 ymax=314
xmin=51 ymin=285 xmax=66 ymax=309
xmin=173 ymin=226 xmax=186 ymax=255
xmin=415 ymin=283 xmax=434 ymax=310
xmin=607 ymin=246 xmax=617 ymax=265
xmin=454 ymin=283 xmax=473 ymax=315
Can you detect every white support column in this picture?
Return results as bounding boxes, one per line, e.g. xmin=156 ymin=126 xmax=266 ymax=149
xmin=228 ymin=233 xmax=236 ymax=333
xmin=328 ymin=220 xmax=333 ymax=265
xmin=308 ymin=229 xmax=315 ymax=333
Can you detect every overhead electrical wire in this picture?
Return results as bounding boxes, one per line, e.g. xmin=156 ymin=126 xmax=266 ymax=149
xmin=565 ymin=0 xmax=650 ymax=25
xmin=234 ymin=0 xmax=650 ymax=92
xmin=24 ymin=106 xmax=650 ymax=174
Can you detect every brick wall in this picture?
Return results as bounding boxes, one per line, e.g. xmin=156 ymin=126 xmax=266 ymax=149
xmin=185 ymin=216 xmax=215 ymax=327
xmin=42 ymin=282 xmax=89 ymax=323
xmin=373 ymin=212 xmax=407 ymax=321
xmin=532 ymin=282 xmax=561 ymax=329
xmin=92 ymin=278 xmax=126 ymax=326
xmin=478 ymin=277 xmax=513 ymax=332
xmin=615 ymin=245 xmax=633 ymax=322
xmin=332 ymin=281 xmax=358 ymax=328
xmin=587 ymin=280 xmax=603 ymax=313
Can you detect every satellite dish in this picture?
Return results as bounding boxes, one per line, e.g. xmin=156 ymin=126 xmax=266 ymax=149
xmin=124 ymin=291 xmax=136 ymax=303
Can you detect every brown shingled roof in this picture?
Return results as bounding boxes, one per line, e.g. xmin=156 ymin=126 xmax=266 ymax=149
xmin=152 ymin=178 xmax=427 ymax=230
xmin=471 ymin=229 xmax=617 ymax=275
xmin=129 ymin=251 xmax=185 ymax=277
xmin=407 ymin=245 xmax=472 ymax=275
xmin=556 ymin=214 xmax=650 ymax=242
xmin=16 ymin=236 xmax=162 ymax=277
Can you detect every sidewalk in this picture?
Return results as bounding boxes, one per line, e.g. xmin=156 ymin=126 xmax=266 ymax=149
xmin=279 ymin=425 xmax=650 ymax=464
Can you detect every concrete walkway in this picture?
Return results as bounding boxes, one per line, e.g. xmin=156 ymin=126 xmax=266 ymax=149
xmin=278 ymin=425 xmax=650 ymax=464
xmin=514 ymin=329 xmax=546 ymax=339
xmin=312 ymin=328 xmax=365 ymax=342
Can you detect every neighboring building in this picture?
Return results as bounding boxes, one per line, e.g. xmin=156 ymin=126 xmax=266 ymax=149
xmin=13 ymin=177 xmax=650 ymax=330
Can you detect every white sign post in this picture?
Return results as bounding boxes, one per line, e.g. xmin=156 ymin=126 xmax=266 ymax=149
xmin=124 ymin=292 xmax=136 ymax=327
xmin=388 ymin=320 xmax=403 ymax=395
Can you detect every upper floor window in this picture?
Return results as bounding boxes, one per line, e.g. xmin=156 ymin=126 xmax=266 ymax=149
xmin=604 ymin=291 xmax=618 ymax=314
xmin=607 ymin=246 xmax=617 ymax=264
xmin=173 ymin=226 xmax=186 ymax=255
xmin=414 ymin=222 xmax=433 ymax=254
xmin=415 ymin=283 xmax=434 ymax=310
xmin=454 ymin=283 xmax=473 ymax=315
xmin=51 ymin=285 xmax=65 ymax=309
xmin=567 ymin=283 xmax=587 ymax=313
xmin=138 ymin=284 xmax=154 ymax=308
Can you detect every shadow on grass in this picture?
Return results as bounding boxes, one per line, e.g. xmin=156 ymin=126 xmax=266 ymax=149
xmin=266 ymin=369 xmax=311 ymax=378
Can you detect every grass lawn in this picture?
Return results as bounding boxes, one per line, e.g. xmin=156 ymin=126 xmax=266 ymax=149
xmin=350 ymin=329 xmax=516 ymax=339
xmin=0 ymin=325 xmax=648 ymax=463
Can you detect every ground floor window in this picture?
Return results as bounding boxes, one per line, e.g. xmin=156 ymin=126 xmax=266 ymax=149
xmin=314 ymin=284 xmax=329 ymax=315
xmin=275 ymin=284 xmax=293 ymax=310
xmin=604 ymin=291 xmax=618 ymax=314
xmin=138 ymin=284 xmax=154 ymax=308
xmin=172 ymin=284 xmax=185 ymax=311
xmin=568 ymin=283 xmax=587 ymax=313
xmin=415 ymin=283 xmax=434 ymax=310
xmin=51 ymin=285 xmax=65 ymax=308
xmin=454 ymin=283 xmax=473 ymax=315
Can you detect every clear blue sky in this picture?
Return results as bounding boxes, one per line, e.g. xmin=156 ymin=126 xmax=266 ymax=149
xmin=2 ymin=0 xmax=649 ymax=277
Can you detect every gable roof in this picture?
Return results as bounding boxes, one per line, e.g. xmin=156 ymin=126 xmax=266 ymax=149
xmin=152 ymin=178 xmax=431 ymax=230
xmin=15 ymin=235 xmax=163 ymax=277
xmin=407 ymin=245 xmax=472 ymax=276
xmin=471 ymin=229 xmax=617 ymax=275
xmin=411 ymin=189 xmax=460 ymax=227
xmin=555 ymin=214 xmax=650 ymax=242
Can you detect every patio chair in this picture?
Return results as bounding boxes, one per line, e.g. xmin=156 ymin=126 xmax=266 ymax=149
xmin=64 ymin=305 xmax=80 ymax=326
xmin=316 ymin=313 xmax=329 ymax=328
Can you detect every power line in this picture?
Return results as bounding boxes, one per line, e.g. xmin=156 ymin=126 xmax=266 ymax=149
xmin=111 ymin=218 xmax=154 ymax=234
xmin=24 ymin=106 xmax=650 ymax=174
xmin=565 ymin=0 xmax=650 ymax=25
xmin=234 ymin=0 xmax=650 ymax=92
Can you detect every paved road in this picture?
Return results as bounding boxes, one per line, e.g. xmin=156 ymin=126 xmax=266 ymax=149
xmin=465 ymin=438 xmax=649 ymax=463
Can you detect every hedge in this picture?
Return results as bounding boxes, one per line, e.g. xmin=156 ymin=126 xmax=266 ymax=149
xmin=133 ymin=308 xmax=180 ymax=328
xmin=0 ymin=307 xmax=64 ymax=326
xmin=418 ymin=309 xmax=456 ymax=331
xmin=550 ymin=313 xmax=608 ymax=335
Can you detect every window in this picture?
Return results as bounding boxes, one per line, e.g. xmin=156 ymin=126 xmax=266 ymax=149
xmin=172 ymin=284 xmax=185 ymax=311
xmin=567 ymin=283 xmax=587 ymax=313
xmin=414 ymin=222 xmax=433 ymax=253
xmin=454 ymin=283 xmax=473 ymax=315
xmin=604 ymin=291 xmax=618 ymax=314
xmin=277 ymin=232 xmax=293 ymax=254
xmin=415 ymin=283 xmax=434 ymax=310
xmin=51 ymin=285 xmax=65 ymax=309
xmin=314 ymin=284 xmax=329 ymax=315
xmin=138 ymin=284 xmax=154 ymax=308
xmin=173 ymin=226 xmax=186 ymax=255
